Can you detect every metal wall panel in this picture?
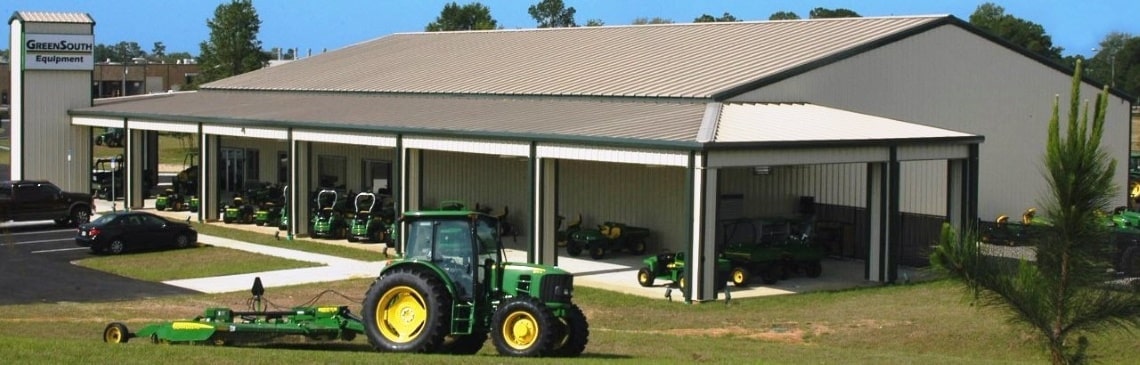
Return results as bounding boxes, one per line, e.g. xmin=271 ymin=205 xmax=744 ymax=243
xmin=708 ymin=146 xmax=888 ymax=167
xmin=23 ymin=21 xmax=90 ymax=34
xmin=537 ymin=143 xmax=689 ymax=167
xmin=22 ymin=71 xmax=92 ymax=191
xmin=729 ymin=25 xmax=1131 ymax=219
xmin=421 ymin=151 xmax=532 ymax=249
xmin=72 ymin=116 xmax=123 ymax=128
xmin=306 ymin=142 xmax=396 ymax=193
xmin=293 ymin=129 xmax=396 ymax=147
xmin=557 ymin=160 xmax=688 ymax=253
xmin=128 ymin=119 xmax=197 ymax=133
xmin=404 ymin=136 xmax=530 ymax=157
xmin=204 ymin=125 xmax=288 ymax=140
xmin=898 ymin=161 xmax=947 ymax=215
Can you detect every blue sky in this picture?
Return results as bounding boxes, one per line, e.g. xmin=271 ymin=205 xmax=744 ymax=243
xmin=5 ymin=1 xmax=1138 ymax=58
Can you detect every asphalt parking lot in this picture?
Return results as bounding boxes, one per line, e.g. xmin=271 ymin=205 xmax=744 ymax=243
xmin=0 ymin=221 xmax=195 ymax=305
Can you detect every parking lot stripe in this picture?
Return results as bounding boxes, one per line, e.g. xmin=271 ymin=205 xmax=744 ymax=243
xmin=5 ymin=238 xmax=74 ymax=245
xmin=31 ymin=247 xmax=89 ymax=254
xmin=0 ymin=229 xmax=76 ymax=236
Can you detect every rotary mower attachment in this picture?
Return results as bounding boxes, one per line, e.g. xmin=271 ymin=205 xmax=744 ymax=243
xmin=102 ymin=278 xmax=365 ymax=346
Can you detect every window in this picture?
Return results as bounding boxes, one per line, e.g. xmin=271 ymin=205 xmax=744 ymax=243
xmin=318 ymin=155 xmax=347 ymax=188
xmin=361 ymin=159 xmax=392 ymax=194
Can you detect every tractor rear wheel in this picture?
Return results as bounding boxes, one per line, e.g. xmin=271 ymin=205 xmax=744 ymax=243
xmin=730 ymin=267 xmax=750 ymax=286
xmin=491 ymin=296 xmax=561 ymax=357
xmin=760 ymin=264 xmax=781 ymax=285
xmin=636 ymin=267 xmax=655 ymax=287
xmin=363 ymin=267 xmax=452 ymax=353
xmin=103 ymin=322 xmax=130 ymax=343
xmin=628 ymin=239 xmax=647 ymax=255
xmin=550 ymin=304 xmax=589 ymax=357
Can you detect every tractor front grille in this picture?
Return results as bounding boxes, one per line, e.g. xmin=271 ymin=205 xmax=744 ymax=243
xmin=540 ymin=274 xmax=574 ymax=303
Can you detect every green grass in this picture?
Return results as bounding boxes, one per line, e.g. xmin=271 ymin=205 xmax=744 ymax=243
xmin=73 ymin=245 xmax=319 ymax=281
xmin=190 ymin=222 xmax=392 ymax=262
xmin=5 ymin=279 xmax=1138 ymax=364
xmin=92 ymin=130 xmax=196 ymax=167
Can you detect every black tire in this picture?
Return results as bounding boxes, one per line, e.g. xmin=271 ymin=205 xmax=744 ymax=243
xmin=108 ymin=239 xmax=126 ymax=255
xmin=174 ymin=234 xmax=191 ymax=249
xmin=1122 ymin=246 xmax=1140 ymax=276
xmin=804 ymin=261 xmax=823 ymax=278
xmin=362 ymin=267 xmax=451 ymax=353
xmin=444 ymin=332 xmax=487 ymax=354
xmin=551 ymin=304 xmax=589 ymax=357
xmin=730 ymin=267 xmax=750 ymax=287
xmin=491 ymin=296 xmax=561 ymax=357
xmin=589 ymin=246 xmax=605 ymax=260
xmin=760 ymin=264 xmax=781 ymax=285
xmin=347 ymin=235 xmax=359 ymax=243
xmin=628 ymin=239 xmax=647 ymax=255
xmin=636 ymin=267 xmax=655 ymax=287
xmin=566 ymin=241 xmax=582 ymax=257
xmin=71 ymin=207 xmax=91 ymax=227
xmin=103 ymin=322 xmax=131 ymax=343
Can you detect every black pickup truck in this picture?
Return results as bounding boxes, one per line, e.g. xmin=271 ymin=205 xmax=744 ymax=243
xmin=0 ymin=180 xmax=94 ymax=226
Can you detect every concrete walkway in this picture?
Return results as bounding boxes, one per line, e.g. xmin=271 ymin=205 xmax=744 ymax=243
xmin=162 ymin=233 xmax=387 ymax=293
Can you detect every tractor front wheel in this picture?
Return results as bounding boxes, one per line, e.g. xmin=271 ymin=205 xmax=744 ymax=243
xmin=103 ymin=322 xmax=131 ymax=343
xmin=551 ymin=304 xmax=589 ymax=357
xmin=491 ymin=296 xmax=561 ymax=357
xmin=730 ymin=267 xmax=750 ymax=286
xmin=636 ymin=267 xmax=655 ymax=287
xmin=363 ymin=267 xmax=452 ymax=353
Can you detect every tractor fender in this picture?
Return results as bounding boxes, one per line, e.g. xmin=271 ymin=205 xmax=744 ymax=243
xmin=378 ymin=261 xmax=461 ymax=301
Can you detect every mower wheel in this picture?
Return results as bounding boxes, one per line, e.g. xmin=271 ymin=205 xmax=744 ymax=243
xmin=760 ymin=265 xmax=781 ymax=285
xmin=1122 ymin=246 xmax=1140 ymax=276
xmin=805 ymin=261 xmax=823 ymax=278
xmin=730 ymin=267 xmax=750 ymax=287
xmin=491 ymin=296 xmax=561 ymax=357
xmin=347 ymin=235 xmax=359 ymax=243
xmin=566 ymin=241 xmax=583 ymax=257
xmin=362 ymin=267 xmax=451 ymax=353
xmin=551 ymin=304 xmax=589 ymax=357
xmin=636 ymin=267 xmax=655 ymax=287
xmin=103 ymin=322 xmax=131 ymax=343
xmin=589 ymin=247 xmax=605 ymax=260
xmin=109 ymin=239 xmax=126 ymax=255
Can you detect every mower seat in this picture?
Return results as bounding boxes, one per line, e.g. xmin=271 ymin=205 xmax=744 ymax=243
xmin=996 ymin=215 xmax=1010 ymax=228
xmin=1022 ymin=208 xmax=1037 ymax=225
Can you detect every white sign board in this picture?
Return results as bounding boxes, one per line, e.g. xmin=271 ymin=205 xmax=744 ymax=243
xmin=23 ymin=34 xmax=95 ymax=70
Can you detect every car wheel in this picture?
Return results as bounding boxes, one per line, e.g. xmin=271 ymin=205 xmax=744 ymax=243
xmin=109 ymin=239 xmax=126 ymax=255
xmin=71 ymin=207 xmax=91 ymax=227
xmin=175 ymin=234 xmax=191 ymax=249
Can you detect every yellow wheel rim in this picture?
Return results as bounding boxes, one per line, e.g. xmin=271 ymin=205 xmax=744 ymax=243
xmin=375 ymin=286 xmax=428 ymax=343
xmin=104 ymin=326 xmax=124 ymax=343
xmin=638 ymin=271 xmax=650 ymax=284
xmin=501 ymin=310 xmax=540 ymax=350
xmin=733 ymin=271 xmax=745 ymax=284
xmin=1131 ymin=181 xmax=1140 ymax=199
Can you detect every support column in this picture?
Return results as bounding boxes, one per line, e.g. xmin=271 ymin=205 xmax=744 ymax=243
xmin=533 ymin=157 xmax=557 ymax=265
xmin=865 ymin=150 xmax=901 ymax=283
xmin=399 ymin=147 xmax=422 ymax=255
xmin=687 ymin=152 xmax=719 ymax=302
xmin=199 ymin=133 xmax=219 ymax=222
xmin=290 ymin=138 xmax=310 ymax=237
xmin=947 ymin=160 xmax=966 ymax=233
xmin=126 ymin=128 xmax=145 ymax=209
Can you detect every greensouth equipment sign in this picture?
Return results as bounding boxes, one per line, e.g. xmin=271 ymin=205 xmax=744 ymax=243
xmin=24 ymin=34 xmax=95 ymax=70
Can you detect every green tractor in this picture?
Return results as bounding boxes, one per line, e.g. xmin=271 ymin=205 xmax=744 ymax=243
xmin=222 ymin=194 xmax=257 ymax=224
xmin=253 ymin=183 xmax=285 ymax=226
xmin=348 ymin=192 xmax=395 ymax=243
xmin=362 ymin=209 xmax=588 ymax=356
xmin=636 ymin=251 xmax=729 ymax=291
xmin=157 ymin=152 xmax=200 ymax=212
xmin=311 ymin=189 xmax=349 ymax=239
xmin=566 ymin=220 xmax=651 ymax=259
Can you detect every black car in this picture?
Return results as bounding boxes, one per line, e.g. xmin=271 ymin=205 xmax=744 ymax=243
xmin=76 ymin=211 xmax=198 ymax=255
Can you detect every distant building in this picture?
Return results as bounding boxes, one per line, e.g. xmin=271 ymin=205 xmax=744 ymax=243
xmin=0 ymin=61 xmax=200 ymax=100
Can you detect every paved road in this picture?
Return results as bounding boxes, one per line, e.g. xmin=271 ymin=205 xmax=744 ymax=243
xmin=0 ymin=221 xmax=195 ymax=305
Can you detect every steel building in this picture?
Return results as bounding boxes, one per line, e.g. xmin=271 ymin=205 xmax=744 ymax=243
xmin=61 ymin=15 xmax=1132 ymax=301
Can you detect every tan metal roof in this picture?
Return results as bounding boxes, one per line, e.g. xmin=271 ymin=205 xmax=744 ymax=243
xmin=73 ymin=91 xmax=708 ymax=146
xmin=205 ymin=15 xmax=948 ymax=99
xmin=10 ymin=11 xmax=94 ymax=24
xmin=714 ymin=103 xmax=975 ymax=143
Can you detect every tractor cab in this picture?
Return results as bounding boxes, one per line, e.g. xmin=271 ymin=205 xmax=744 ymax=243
xmin=403 ymin=212 xmax=502 ymax=301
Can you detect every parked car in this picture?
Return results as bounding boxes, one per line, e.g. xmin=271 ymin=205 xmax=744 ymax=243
xmin=0 ymin=180 xmax=93 ymax=226
xmin=75 ymin=211 xmax=198 ymax=255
